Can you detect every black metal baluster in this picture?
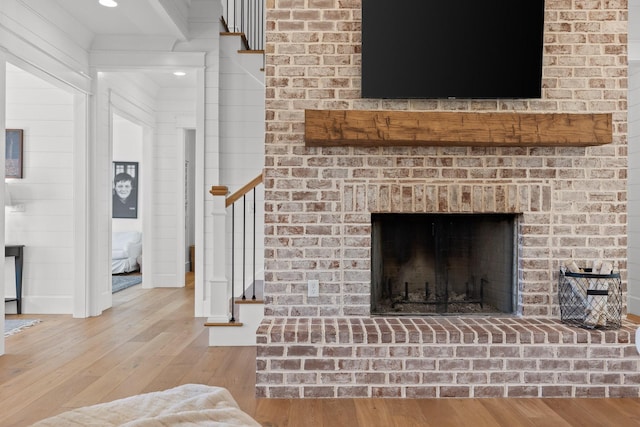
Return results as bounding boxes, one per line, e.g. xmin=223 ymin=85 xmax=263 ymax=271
xmin=252 ymin=187 xmax=257 ymax=300
xmin=242 ymin=195 xmax=247 ymax=300
xmin=241 ymin=0 xmax=245 ymax=38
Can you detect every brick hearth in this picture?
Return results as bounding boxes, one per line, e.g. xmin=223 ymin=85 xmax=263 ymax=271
xmin=256 ymin=317 xmax=639 ymax=398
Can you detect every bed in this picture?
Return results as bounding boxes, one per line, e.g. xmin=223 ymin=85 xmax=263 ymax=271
xmin=112 ymin=231 xmax=142 ymax=274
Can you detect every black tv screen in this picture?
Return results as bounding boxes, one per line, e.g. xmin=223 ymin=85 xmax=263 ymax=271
xmin=361 ymin=0 xmax=545 ymax=99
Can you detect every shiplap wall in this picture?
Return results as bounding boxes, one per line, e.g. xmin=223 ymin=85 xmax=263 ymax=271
xmin=5 ymin=64 xmax=75 ymax=314
xmin=219 ymin=35 xmax=265 ymax=188
xmin=628 ymin=0 xmax=640 ymax=316
xmin=153 ymin=86 xmax=196 ymax=287
xmin=628 ymin=61 xmax=640 ymax=315
xmin=219 ymin=34 xmax=266 ymax=295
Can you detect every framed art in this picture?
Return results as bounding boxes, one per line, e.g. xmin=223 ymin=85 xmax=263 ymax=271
xmin=5 ymin=129 xmax=23 ymax=179
xmin=112 ymin=161 xmax=139 ymax=219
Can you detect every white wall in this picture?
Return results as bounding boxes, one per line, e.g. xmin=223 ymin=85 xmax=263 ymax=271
xmin=628 ymin=61 xmax=640 ymax=315
xmin=219 ymin=34 xmax=266 ymax=296
xmin=186 ymin=129 xmax=196 ymax=272
xmin=4 ymin=64 xmax=76 ymax=314
xmin=219 ymin=36 xmax=265 ymax=188
xmin=152 ymin=85 xmax=196 ymax=286
xmin=628 ymin=1 xmax=640 ymax=316
xmin=1 ymin=59 xmax=6 ymax=353
xmin=175 ymin=0 xmax=222 ymax=314
xmin=0 ymin=1 xmax=92 ymax=93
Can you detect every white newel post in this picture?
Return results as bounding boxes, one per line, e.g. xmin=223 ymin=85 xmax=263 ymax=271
xmin=208 ymin=186 xmax=230 ymax=322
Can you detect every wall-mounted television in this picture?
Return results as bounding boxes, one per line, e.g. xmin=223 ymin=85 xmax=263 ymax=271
xmin=361 ymin=0 xmax=545 ymax=99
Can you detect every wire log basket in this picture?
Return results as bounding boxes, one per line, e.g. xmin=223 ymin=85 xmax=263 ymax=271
xmin=558 ymin=268 xmax=622 ymax=330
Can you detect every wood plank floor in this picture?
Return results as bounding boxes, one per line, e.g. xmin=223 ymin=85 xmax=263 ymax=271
xmin=1 ymin=274 xmax=640 ymax=426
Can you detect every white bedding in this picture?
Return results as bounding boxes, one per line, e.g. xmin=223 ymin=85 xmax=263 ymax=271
xmin=113 ymin=231 xmax=142 ymax=274
xmin=32 ymin=384 xmax=260 ymax=426
xmin=112 ymin=257 xmax=138 ymax=274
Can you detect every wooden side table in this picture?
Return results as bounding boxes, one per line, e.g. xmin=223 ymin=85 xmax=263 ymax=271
xmin=5 ymin=245 xmax=24 ymax=314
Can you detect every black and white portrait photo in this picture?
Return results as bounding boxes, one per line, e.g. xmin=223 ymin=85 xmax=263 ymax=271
xmin=112 ymin=161 xmax=138 ymax=219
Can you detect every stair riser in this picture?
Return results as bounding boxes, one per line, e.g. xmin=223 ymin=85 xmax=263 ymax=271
xmin=209 ymin=303 xmax=263 ymax=346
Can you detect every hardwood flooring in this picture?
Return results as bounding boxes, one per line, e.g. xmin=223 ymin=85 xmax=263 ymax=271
xmin=1 ymin=275 xmax=639 ymax=426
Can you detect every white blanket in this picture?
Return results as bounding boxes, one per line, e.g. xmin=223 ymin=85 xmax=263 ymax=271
xmin=32 ymin=384 xmax=261 ymax=426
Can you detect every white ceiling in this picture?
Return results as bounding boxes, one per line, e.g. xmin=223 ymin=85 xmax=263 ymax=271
xmin=49 ymin=0 xmax=196 ymax=88
xmin=50 ymin=0 xmax=190 ymax=38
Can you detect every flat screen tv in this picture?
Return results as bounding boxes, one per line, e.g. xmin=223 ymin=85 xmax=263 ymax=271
xmin=361 ymin=0 xmax=545 ymax=99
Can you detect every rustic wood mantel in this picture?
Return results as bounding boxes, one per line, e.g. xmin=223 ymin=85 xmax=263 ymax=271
xmin=304 ymin=109 xmax=612 ymax=147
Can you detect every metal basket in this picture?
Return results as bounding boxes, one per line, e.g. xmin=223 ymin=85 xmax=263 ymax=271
xmin=558 ymin=268 xmax=622 ymax=330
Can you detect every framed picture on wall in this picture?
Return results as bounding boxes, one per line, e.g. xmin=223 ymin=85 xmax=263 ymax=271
xmin=5 ymin=129 xmax=23 ymax=179
xmin=112 ymin=161 xmax=138 ymax=218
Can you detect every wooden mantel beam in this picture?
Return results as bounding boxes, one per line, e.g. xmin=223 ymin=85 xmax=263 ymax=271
xmin=304 ymin=110 xmax=612 ymax=147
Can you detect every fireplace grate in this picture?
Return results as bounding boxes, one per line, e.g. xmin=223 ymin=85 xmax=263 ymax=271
xmin=390 ymin=278 xmax=485 ymax=311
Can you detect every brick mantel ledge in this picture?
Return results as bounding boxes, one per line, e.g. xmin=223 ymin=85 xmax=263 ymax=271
xmin=256 ymin=317 xmax=640 ymax=399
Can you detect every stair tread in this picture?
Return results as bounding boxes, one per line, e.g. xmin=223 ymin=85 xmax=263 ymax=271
xmin=204 ymin=321 xmax=244 ymax=327
xmin=235 ymin=297 xmax=264 ymax=304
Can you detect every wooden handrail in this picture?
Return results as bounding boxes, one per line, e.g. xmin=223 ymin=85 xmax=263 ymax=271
xmin=226 ymin=172 xmax=264 ymax=207
xmin=210 ymin=186 xmax=228 ymax=197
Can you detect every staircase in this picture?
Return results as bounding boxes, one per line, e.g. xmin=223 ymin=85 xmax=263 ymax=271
xmin=220 ymin=0 xmax=264 ymax=51
xmin=205 ymin=281 xmax=265 ymax=346
xmin=205 ymin=1 xmax=266 ymax=347
xmin=207 ymin=173 xmax=265 ymax=346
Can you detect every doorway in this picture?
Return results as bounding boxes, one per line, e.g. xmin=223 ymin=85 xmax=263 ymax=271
xmin=111 ymin=114 xmax=144 ymax=302
xmin=184 ymin=129 xmax=196 ymax=275
xmin=3 ymin=61 xmax=85 ymax=317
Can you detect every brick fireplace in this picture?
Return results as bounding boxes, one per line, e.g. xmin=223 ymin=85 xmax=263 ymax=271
xmin=257 ymin=1 xmax=637 ymax=398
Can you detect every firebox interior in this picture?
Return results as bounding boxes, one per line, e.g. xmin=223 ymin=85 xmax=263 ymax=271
xmin=371 ymin=213 xmax=517 ymax=315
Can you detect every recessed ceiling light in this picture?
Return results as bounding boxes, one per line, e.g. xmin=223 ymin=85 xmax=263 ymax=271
xmin=99 ymin=0 xmax=118 ymax=7
xmin=173 ymin=71 xmax=187 ymax=77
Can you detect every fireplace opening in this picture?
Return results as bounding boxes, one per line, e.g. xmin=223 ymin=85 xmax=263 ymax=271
xmin=371 ymin=213 xmax=517 ymax=315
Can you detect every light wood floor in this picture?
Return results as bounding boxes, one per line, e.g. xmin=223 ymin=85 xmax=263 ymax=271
xmin=2 ymin=274 xmax=640 ymax=426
